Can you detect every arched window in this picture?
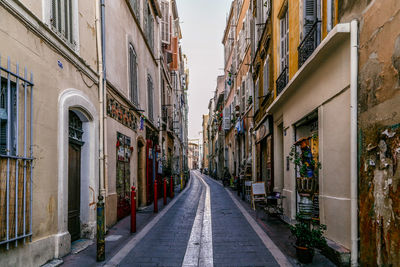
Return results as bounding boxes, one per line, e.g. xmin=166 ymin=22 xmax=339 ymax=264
xmin=147 ymin=75 xmax=153 ymax=121
xmin=129 ymin=44 xmax=138 ymax=105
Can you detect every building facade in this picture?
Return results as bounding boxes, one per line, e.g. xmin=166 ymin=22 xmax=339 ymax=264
xmin=0 ymin=0 xmax=188 ymax=266
xmin=0 ymin=0 xmax=100 ymax=265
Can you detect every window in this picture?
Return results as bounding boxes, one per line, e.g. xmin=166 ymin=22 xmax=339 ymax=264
xmin=144 ymin=3 xmax=154 ymax=51
xmin=327 ymin=0 xmax=335 ymax=32
xmin=51 ymin=0 xmax=74 ymax=45
xmin=129 ymin=45 xmax=138 ymax=105
xmin=160 ymin=0 xmax=170 ymax=44
xmin=303 ymin=0 xmax=318 ymax=36
xmin=241 ymin=80 xmax=245 ymax=113
xmin=280 ymin=10 xmax=289 ymax=73
xmin=0 ymin=79 xmax=16 ymax=155
xmin=263 ymin=57 xmax=270 ymax=98
xmin=147 ymin=75 xmax=154 ymax=121
xmin=129 ymin=0 xmax=140 ymax=21
xmin=254 ymin=78 xmax=259 ymax=112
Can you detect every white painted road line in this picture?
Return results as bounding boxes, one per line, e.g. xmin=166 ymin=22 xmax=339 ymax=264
xmin=225 ymin=189 xmax=293 ymax=267
xmin=198 ymin=175 xmax=213 ymax=267
xmin=104 ymin=177 xmax=193 ymax=267
xmin=182 ymin=172 xmax=214 ymax=267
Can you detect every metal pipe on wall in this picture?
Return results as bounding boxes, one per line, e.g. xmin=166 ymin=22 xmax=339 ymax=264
xmin=350 ymin=19 xmax=359 ymax=267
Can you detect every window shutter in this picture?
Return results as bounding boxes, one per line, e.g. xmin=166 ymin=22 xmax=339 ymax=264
xmin=263 ymin=57 xmax=269 ymax=97
xmin=147 ymin=76 xmax=153 ymax=121
xmin=224 ymin=107 xmax=230 ymax=130
xmin=171 ymin=37 xmax=178 ymax=70
xmin=304 ymin=0 xmax=316 ymax=36
xmin=161 ymin=1 xmax=170 ymax=44
xmin=241 ymin=80 xmax=245 ymax=112
xmin=255 ymin=79 xmax=259 ymax=111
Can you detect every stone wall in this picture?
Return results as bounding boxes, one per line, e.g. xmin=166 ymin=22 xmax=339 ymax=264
xmin=340 ymin=0 xmax=400 ymax=265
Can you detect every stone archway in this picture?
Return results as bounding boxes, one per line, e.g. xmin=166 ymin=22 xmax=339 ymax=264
xmin=56 ymin=89 xmax=99 ymax=258
xmin=137 ymin=137 xmax=146 ymax=207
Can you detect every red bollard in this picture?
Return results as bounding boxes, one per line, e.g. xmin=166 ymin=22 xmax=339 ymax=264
xmin=170 ymin=176 xmax=174 ymax=199
xmin=130 ymin=186 xmax=136 ymax=233
xmin=163 ymin=178 xmax=167 ymax=206
xmin=154 ymin=179 xmax=158 ymax=213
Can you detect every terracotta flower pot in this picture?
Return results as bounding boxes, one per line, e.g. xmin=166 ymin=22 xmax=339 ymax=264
xmin=295 ymin=245 xmax=314 ymax=264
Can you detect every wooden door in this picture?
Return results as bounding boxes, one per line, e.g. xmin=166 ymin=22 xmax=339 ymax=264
xmin=68 ymin=143 xmax=81 ymax=242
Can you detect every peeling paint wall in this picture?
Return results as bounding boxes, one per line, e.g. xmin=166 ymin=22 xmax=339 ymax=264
xmin=340 ymin=0 xmax=400 ymax=265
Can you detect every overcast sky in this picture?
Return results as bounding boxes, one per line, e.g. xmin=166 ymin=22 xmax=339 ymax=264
xmin=176 ymin=0 xmax=232 ymax=139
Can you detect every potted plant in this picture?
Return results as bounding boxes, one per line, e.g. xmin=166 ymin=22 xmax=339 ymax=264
xmin=289 ymin=215 xmax=327 ymax=263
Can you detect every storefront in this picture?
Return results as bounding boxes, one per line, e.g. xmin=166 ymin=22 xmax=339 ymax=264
xmin=293 ymin=112 xmax=319 ymax=221
xmin=255 ymin=116 xmax=273 ymax=193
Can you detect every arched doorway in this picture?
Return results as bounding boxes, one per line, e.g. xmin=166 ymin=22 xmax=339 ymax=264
xmin=68 ymin=110 xmax=84 ymax=241
xmin=137 ymin=139 xmax=146 ymax=206
xmin=56 ymin=89 xmax=99 ymax=257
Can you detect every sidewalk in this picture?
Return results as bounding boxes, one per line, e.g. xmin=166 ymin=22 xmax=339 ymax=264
xmin=220 ymin=179 xmax=336 ymax=267
xmin=58 ymin=185 xmax=183 ymax=267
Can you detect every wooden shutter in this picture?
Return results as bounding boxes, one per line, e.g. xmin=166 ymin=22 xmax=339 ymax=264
xmin=129 ymin=45 xmax=138 ymax=105
xmin=255 ymin=78 xmax=259 ymax=111
xmin=280 ymin=11 xmax=289 ymax=72
xmin=161 ymin=0 xmax=170 ymax=44
xmin=224 ymin=107 xmax=231 ymax=130
xmin=171 ymin=37 xmax=178 ymax=70
xmin=304 ymin=0 xmax=316 ymax=36
xmin=263 ymin=57 xmax=269 ymax=96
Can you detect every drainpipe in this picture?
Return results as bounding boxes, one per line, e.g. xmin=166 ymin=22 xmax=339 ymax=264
xmin=101 ymin=0 xmax=108 ymax=207
xmin=96 ymin=0 xmax=106 ymax=261
xmin=350 ymin=19 xmax=359 ymax=267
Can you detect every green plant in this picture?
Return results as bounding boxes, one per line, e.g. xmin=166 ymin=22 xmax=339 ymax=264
xmin=247 ymin=96 xmax=253 ymax=105
xmin=288 ymin=143 xmax=321 ymax=177
xmin=289 ymin=215 xmax=327 ymax=249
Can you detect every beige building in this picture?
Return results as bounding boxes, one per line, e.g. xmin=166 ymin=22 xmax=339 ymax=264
xmin=202 ymin=114 xmax=209 ymax=169
xmin=104 ymin=0 xmax=161 ymax=226
xmin=188 ymin=141 xmax=199 ymax=170
xmin=0 ymin=0 xmax=100 ymax=265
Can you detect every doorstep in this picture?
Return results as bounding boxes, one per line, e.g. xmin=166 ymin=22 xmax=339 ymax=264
xmin=322 ymin=239 xmax=351 ymax=267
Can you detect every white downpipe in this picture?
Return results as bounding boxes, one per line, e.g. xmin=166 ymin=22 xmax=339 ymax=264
xmin=350 ymin=19 xmax=359 ymax=267
xmin=96 ymin=0 xmax=106 ymax=198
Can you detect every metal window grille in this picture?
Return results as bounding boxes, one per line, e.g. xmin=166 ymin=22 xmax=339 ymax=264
xmin=51 ymin=0 xmax=74 ymax=46
xmin=0 ymin=56 xmax=34 ymax=249
xmin=129 ymin=45 xmax=138 ymax=105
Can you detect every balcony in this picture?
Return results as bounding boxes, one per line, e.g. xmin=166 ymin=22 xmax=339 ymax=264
xmin=298 ymin=21 xmax=321 ymax=68
xmin=276 ymin=66 xmax=288 ymax=96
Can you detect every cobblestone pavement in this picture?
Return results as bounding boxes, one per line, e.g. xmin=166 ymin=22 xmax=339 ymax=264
xmin=112 ymin=171 xmax=286 ymax=267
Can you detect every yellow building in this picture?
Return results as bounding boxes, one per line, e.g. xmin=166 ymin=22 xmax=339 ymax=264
xmin=256 ymin=0 xmax=353 ymax=264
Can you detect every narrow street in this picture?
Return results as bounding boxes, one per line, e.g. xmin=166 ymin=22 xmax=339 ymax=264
xmin=104 ymin=171 xmax=288 ymax=267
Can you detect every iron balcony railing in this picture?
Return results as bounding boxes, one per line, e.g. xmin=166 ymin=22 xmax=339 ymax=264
xmin=276 ymin=66 xmax=288 ymax=96
xmin=298 ymin=20 xmax=321 ymax=68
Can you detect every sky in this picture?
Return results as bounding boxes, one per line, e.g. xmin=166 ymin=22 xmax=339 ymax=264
xmin=176 ymin=0 xmax=232 ymax=139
